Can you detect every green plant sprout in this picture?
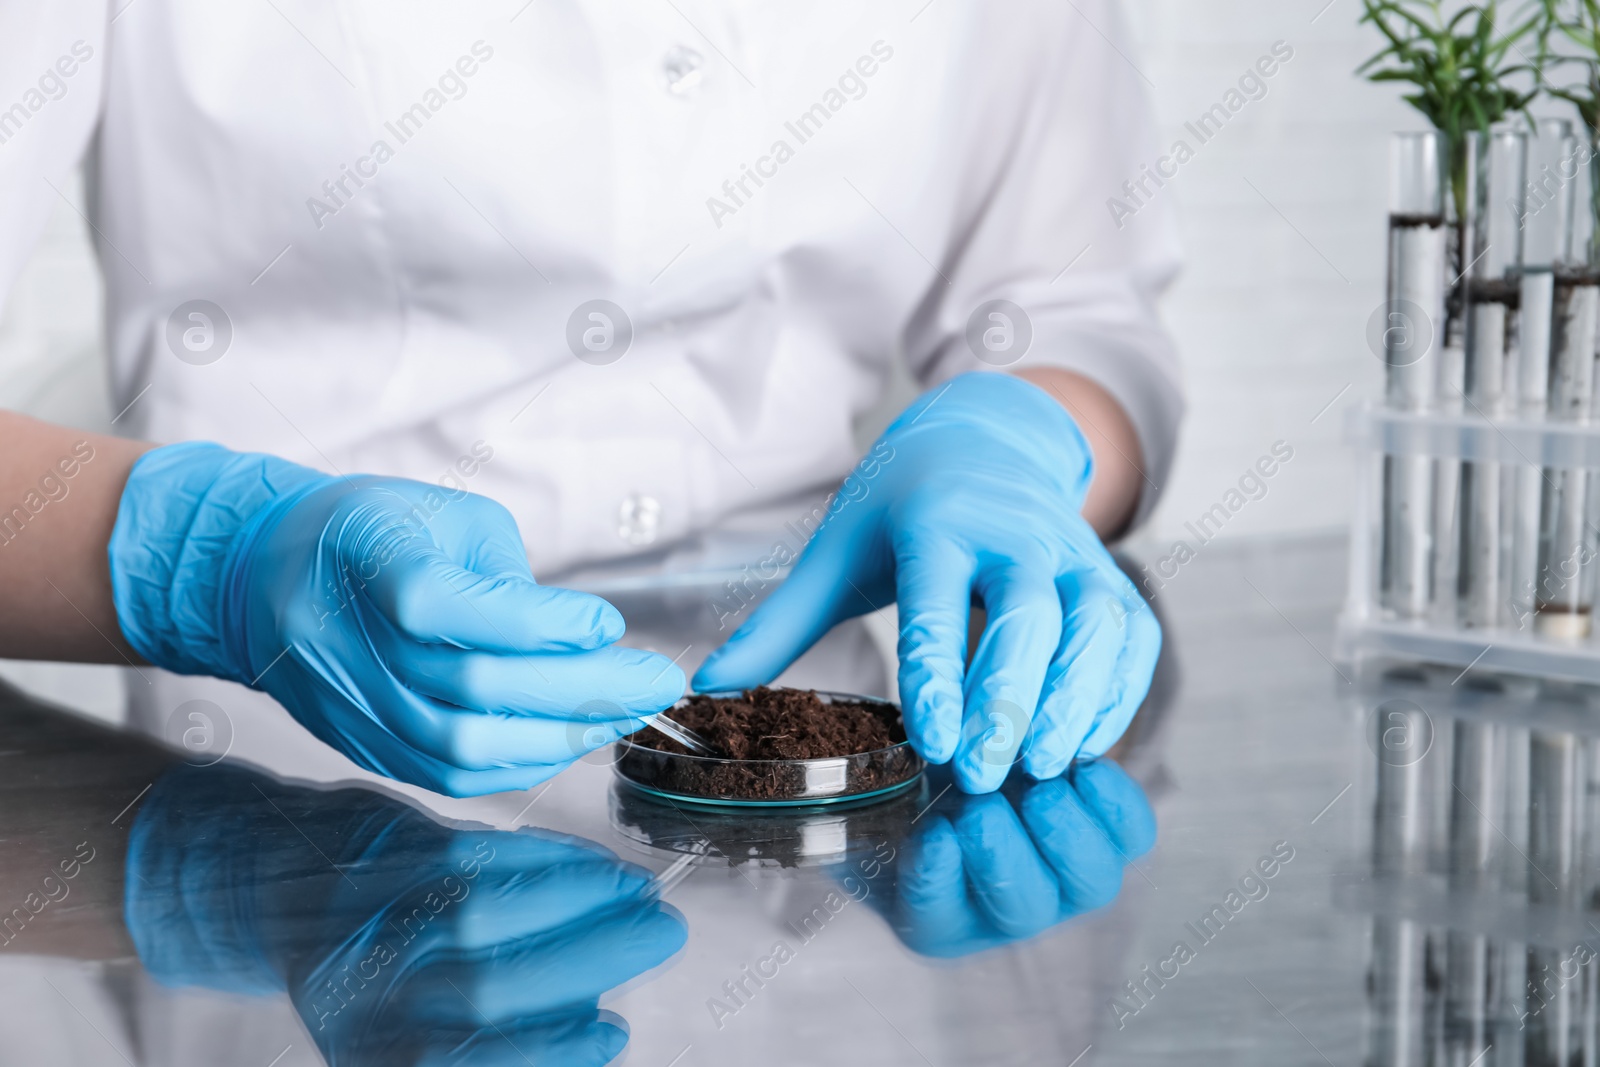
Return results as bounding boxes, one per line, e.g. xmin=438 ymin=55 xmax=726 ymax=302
xmin=1540 ymin=0 xmax=1600 ymax=263
xmin=1541 ymin=0 xmax=1600 ymax=128
xmin=1358 ymin=0 xmax=1544 ymax=223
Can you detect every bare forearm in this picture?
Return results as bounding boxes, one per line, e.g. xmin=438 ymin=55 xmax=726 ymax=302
xmin=0 ymin=411 xmax=152 ymax=661
xmin=1012 ymin=368 xmax=1145 ymax=541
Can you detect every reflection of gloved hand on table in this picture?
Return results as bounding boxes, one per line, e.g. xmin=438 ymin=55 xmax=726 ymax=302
xmin=859 ymin=760 xmax=1155 ymax=958
xmin=125 ymin=764 xmax=686 ymax=1066
xmin=695 ymin=372 xmax=1160 ymax=793
xmin=110 ymin=442 xmax=686 ymax=796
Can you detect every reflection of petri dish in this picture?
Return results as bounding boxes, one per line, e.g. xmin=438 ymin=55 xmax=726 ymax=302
xmin=609 ymin=775 xmax=927 ymax=868
xmin=612 ymin=690 xmax=925 ymax=808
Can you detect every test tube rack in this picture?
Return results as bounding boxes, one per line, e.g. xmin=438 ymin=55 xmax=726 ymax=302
xmin=1337 ymin=404 xmax=1600 ymax=683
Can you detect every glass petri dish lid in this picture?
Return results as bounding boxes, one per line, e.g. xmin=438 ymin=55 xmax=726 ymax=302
xmin=613 ymin=690 xmax=925 ymax=808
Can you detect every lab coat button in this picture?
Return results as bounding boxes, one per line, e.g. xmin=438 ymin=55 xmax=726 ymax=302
xmin=618 ymin=493 xmax=661 ymax=545
xmin=660 ymin=45 xmax=704 ymax=96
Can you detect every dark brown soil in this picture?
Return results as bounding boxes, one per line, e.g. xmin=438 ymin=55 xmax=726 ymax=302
xmin=1555 ymin=264 xmax=1600 ymax=286
xmin=619 ymin=688 xmax=921 ymax=803
xmin=635 ymin=687 xmax=902 ymax=760
xmin=1466 ymin=276 xmax=1521 ymax=308
xmin=1390 ymin=212 xmax=1446 ymax=229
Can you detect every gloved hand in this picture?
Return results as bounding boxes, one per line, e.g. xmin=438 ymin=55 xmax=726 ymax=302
xmin=126 ymin=764 xmax=688 ymax=1067
xmin=860 ymin=760 xmax=1155 ymax=958
xmin=694 ymin=372 xmax=1159 ymax=792
xmin=110 ymin=442 xmax=685 ymax=796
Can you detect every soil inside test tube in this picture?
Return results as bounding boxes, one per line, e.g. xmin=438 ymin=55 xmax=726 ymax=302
xmin=1464 ymin=276 xmax=1521 ymax=311
xmin=1534 ymin=266 xmax=1600 ymax=637
xmin=635 ymin=688 xmax=902 ymax=761
xmin=1390 ymin=212 xmax=1446 ymax=229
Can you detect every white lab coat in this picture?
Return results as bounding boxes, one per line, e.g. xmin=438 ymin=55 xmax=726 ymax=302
xmin=2 ymin=0 xmax=1181 ymax=579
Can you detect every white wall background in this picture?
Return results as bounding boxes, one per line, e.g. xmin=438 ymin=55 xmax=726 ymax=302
xmin=1122 ymin=0 xmax=1409 ymax=554
xmin=0 ymin=1 xmax=1422 ymax=554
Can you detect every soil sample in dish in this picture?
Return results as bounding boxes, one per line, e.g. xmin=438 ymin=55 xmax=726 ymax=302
xmin=622 ymin=688 xmax=920 ymax=803
xmin=637 ymin=688 xmax=901 ymax=760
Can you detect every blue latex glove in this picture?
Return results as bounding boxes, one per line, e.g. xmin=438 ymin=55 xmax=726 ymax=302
xmin=694 ymin=372 xmax=1159 ymax=792
xmin=126 ymin=764 xmax=688 ymax=1066
xmin=860 ymin=760 xmax=1155 ymax=958
xmin=110 ymin=442 xmax=685 ymax=796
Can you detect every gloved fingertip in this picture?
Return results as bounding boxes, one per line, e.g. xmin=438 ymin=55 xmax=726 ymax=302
xmin=689 ymin=649 xmax=751 ymax=695
xmin=614 ymin=861 xmax=655 ymax=897
xmin=652 ymin=663 xmax=688 ymax=706
xmin=629 ymin=904 xmax=691 ymax=955
xmin=1079 ymin=702 xmax=1139 ymax=759
xmin=954 ymin=767 xmax=1003 ymax=796
xmin=588 ymin=1020 xmax=630 ymax=1066
xmin=592 ymin=602 xmax=626 ymax=645
xmin=952 ymin=741 xmax=1009 ymax=795
xmin=687 ymin=662 xmax=722 ymax=695
xmin=903 ymin=684 xmax=960 ymax=764
xmin=594 ymin=650 xmax=688 ymax=712
xmin=1079 ymin=734 xmax=1118 ymax=761
xmin=910 ymin=719 xmax=956 ymax=765
xmin=1021 ymin=746 xmax=1071 ymax=783
xmin=541 ymin=590 xmax=626 ymax=649
xmin=1019 ymin=713 xmax=1077 ymax=781
xmin=614 ymin=716 xmax=651 ymax=738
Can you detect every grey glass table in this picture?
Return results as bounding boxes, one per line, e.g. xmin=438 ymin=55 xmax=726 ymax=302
xmin=0 ymin=534 xmax=1586 ymax=1065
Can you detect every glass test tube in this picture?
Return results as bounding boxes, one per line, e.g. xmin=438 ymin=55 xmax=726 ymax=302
xmin=1536 ymin=127 xmax=1600 ymax=638
xmin=1368 ymin=699 xmax=1430 ymax=1067
xmin=1525 ymin=731 xmax=1584 ymax=1060
xmin=1380 ymin=132 xmax=1448 ymax=618
xmin=1444 ymin=719 xmax=1501 ymax=1063
xmin=1512 ymin=121 xmax=1578 ymax=630
xmin=1432 ymin=141 xmax=1470 ymax=611
xmin=1456 ymin=129 xmax=1527 ymax=628
xmin=1492 ymin=724 xmax=1531 ymax=1052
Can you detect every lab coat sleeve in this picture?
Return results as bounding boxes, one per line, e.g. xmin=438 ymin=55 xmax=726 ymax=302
xmin=0 ymin=4 xmax=108 ymax=314
xmin=901 ymin=0 xmax=1183 ymax=531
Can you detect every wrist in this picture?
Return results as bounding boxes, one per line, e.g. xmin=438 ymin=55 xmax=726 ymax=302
xmin=1013 ymin=367 xmax=1144 ymax=539
xmin=108 ymin=442 xmax=328 ymax=683
xmin=898 ymin=372 xmax=1095 ymax=507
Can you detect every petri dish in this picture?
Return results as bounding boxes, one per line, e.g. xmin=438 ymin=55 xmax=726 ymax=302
xmin=612 ymin=690 xmax=925 ymax=808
